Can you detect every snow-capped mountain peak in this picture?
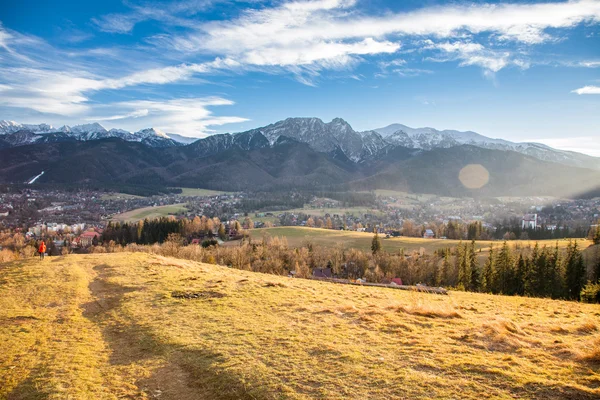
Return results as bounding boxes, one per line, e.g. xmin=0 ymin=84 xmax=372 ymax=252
xmin=70 ymin=122 xmax=107 ymax=134
xmin=134 ymin=127 xmax=170 ymax=139
xmin=0 ymin=120 xmax=55 ymax=134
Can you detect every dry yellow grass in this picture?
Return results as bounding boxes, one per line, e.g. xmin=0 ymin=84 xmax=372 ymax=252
xmin=111 ymin=204 xmax=188 ymax=222
xmin=1 ymin=253 xmax=600 ymax=399
xmin=248 ymin=226 xmax=592 ymax=255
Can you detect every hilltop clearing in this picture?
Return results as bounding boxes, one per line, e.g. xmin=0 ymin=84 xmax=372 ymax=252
xmin=1 ymin=253 xmax=600 ymax=399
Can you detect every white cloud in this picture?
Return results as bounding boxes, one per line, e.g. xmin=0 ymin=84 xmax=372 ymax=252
xmin=92 ymin=0 xmax=218 ymax=33
xmin=88 ymin=109 xmax=149 ymax=121
xmin=98 ymin=97 xmax=249 ymax=136
xmin=572 ymin=85 xmax=600 ymax=94
xmin=182 ymin=0 xmax=600 ymax=57
xmin=580 ymin=61 xmax=600 ymax=67
xmin=424 ymin=40 xmax=528 ymax=73
xmin=532 ymin=136 xmax=600 ymax=157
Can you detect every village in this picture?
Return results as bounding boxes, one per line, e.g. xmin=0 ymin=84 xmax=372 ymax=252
xmin=1 ymin=186 xmax=599 ymax=255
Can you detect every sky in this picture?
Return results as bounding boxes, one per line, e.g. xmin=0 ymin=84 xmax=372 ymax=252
xmin=0 ymin=0 xmax=599 ymax=154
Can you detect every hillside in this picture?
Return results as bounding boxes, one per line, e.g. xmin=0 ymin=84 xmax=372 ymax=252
xmin=1 ymin=137 xmax=600 ymax=197
xmin=2 ymin=253 xmax=600 ymax=399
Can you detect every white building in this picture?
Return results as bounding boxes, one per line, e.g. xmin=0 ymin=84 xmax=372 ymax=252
xmin=522 ymin=214 xmax=538 ymax=230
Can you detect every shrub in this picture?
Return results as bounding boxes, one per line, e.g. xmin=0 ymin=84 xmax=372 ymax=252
xmin=580 ymin=281 xmax=600 ymax=303
xmin=201 ymin=239 xmax=219 ymax=248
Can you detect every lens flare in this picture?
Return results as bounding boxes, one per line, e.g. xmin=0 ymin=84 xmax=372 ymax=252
xmin=459 ymin=164 xmax=489 ymax=189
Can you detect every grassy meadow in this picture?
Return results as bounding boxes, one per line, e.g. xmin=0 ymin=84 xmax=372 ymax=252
xmin=111 ymin=204 xmax=188 ymax=223
xmin=177 ymin=188 xmax=232 ymax=197
xmin=248 ymin=226 xmax=592 ymax=255
xmin=1 ymin=253 xmax=600 ymax=399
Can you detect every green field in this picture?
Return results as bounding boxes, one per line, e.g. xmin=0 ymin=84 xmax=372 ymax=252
xmin=258 ymin=207 xmax=383 ymax=218
xmin=2 ymin=252 xmax=599 ymax=399
xmin=100 ymin=192 xmax=145 ymax=200
xmin=178 ymin=188 xmax=232 ymax=197
xmin=248 ymin=227 xmax=592 ymax=255
xmin=111 ymin=204 xmax=188 ymax=222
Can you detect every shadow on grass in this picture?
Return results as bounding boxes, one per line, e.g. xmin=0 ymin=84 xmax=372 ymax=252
xmin=7 ymin=376 xmax=49 ymax=400
xmin=523 ymin=382 xmax=600 ymax=400
xmin=82 ymin=263 xmax=271 ymax=400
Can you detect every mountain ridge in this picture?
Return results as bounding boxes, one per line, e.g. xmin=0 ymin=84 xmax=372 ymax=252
xmin=1 ymin=117 xmax=599 ymax=171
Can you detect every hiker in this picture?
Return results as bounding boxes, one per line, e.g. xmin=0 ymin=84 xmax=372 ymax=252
xmin=39 ymin=240 xmax=46 ymax=260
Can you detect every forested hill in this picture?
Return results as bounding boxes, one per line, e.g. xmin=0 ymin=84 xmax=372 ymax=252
xmin=1 ymin=136 xmax=599 ymax=198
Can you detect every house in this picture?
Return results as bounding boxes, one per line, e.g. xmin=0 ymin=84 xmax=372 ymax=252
xmin=79 ymin=231 xmax=101 ymax=246
xmin=423 ymin=229 xmax=435 ymax=239
xmin=391 ymin=278 xmax=403 ymax=286
xmin=522 ymin=214 xmax=538 ymax=229
xmin=313 ymin=268 xmax=332 ymax=278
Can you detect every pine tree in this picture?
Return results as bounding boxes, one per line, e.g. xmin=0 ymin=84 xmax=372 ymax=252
xmin=482 ymin=245 xmax=495 ymax=293
xmin=457 ymin=242 xmax=469 ymax=290
xmin=514 ymin=253 xmax=526 ymax=296
xmin=548 ymin=242 xmax=564 ymax=299
xmin=468 ymin=240 xmax=480 ymax=291
xmin=371 ymin=231 xmax=382 ymax=255
xmin=524 ymin=242 xmax=540 ymax=296
xmin=436 ymin=251 xmax=449 ymax=287
xmin=564 ymin=240 xmax=586 ymax=300
xmin=494 ymin=241 xmax=513 ymax=294
xmin=594 ymin=224 xmax=600 ymax=245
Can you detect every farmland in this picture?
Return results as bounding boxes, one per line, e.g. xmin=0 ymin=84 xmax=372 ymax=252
xmin=177 ymin=188 xmax=232 ymax=197
xmin=248 ymin=226 xmax=592 ymax=254
xmin=1 ymin=252 xmax=599 ymax=399
xmin=111 ymin=204 xmax=188 ymax=222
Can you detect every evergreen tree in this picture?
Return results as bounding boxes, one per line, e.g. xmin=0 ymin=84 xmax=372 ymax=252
xmin=457 ymin=242 xmax=469 ymax=290
xmin=564 ymin=240 xmax=586 ymax=300
xmin=436 ymin=251 xmax=450 ymax=287
xmin=548 ymin=242 xmax=564 ymax=298
xmin=371 ymin=231 xmax=382 ymax=255
xmin=514 ymin=253 xmax=526 ymax=296
xmin=468 ymin=240 xmax=480 ymax=291
xmin=524 ymin=242 xmax=540 ymax=296
xmin=482 ymin=245 xmax=495 ymax=293
xmin=494 ymin=241 xmax=513 ymax=294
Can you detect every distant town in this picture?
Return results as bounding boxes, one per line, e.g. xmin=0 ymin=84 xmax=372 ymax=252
xmin=1 ymin=186 xmax=599 ymax=256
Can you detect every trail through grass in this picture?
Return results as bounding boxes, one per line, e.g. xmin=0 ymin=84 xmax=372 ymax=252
xmin=1 ymin=253 xmax=599 ymax=399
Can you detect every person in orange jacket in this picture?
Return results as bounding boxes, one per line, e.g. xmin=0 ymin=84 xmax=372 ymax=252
xmin=39 ymin=240 xmax=46 ymax=260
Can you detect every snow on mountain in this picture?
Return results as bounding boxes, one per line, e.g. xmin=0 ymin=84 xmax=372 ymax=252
xmin=0 ymin=120 xmax=55 ymax=134
xmin=70 ymin=123 xmax=108 ymax=135
xmin=239 ymin=117 xmax=381 ymax=162
xmin=2 ymin=118 xmax=599 ymax=171
xmin=167 ymin=133 xmax=199 ymax=145
xmin=374 ymin=123 xmax=600 ymax=170
xmin=134 ymin=128 xmax=170 ymax=140
xmin=0 ymin=120 xmax=179 ymax=148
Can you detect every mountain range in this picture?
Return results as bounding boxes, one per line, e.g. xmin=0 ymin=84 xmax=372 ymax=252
xmin=1 ymin=118 xmax=598 ymax=171
xmin=1 ymin=117 xmax=599 ymax=197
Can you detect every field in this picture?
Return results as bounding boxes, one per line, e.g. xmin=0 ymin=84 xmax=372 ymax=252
xmin=111 ymin=204 xmax=188 ymax=222
xmin=177 ymin=188 xmax=232 ymax=197
xmin=100 ymin=193 xmax=145 ymax=200
xmin=1 ymin=253 xmax=600 ymax=399
xmin=248 ymin=227 xmax=592 ymax=254
xmin=254 ymin=207 xmax=383 ymax=222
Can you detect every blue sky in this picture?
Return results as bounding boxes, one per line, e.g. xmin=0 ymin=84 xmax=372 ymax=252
xmin=0 ymin=0 xmax=599 ymax=154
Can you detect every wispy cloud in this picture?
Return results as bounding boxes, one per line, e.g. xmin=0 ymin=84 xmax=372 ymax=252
xmin=532 ymin=136 xmax=600 ymax=157
xmin=572 ymin=85 xmax=600 ymax=94
xmin=95 ymin=97 xmax=250 ymax=136
xmin=423 ymin=40 xmax=529 ymax=74
xmin=92 ymin=0 xmax=219 ymax=33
